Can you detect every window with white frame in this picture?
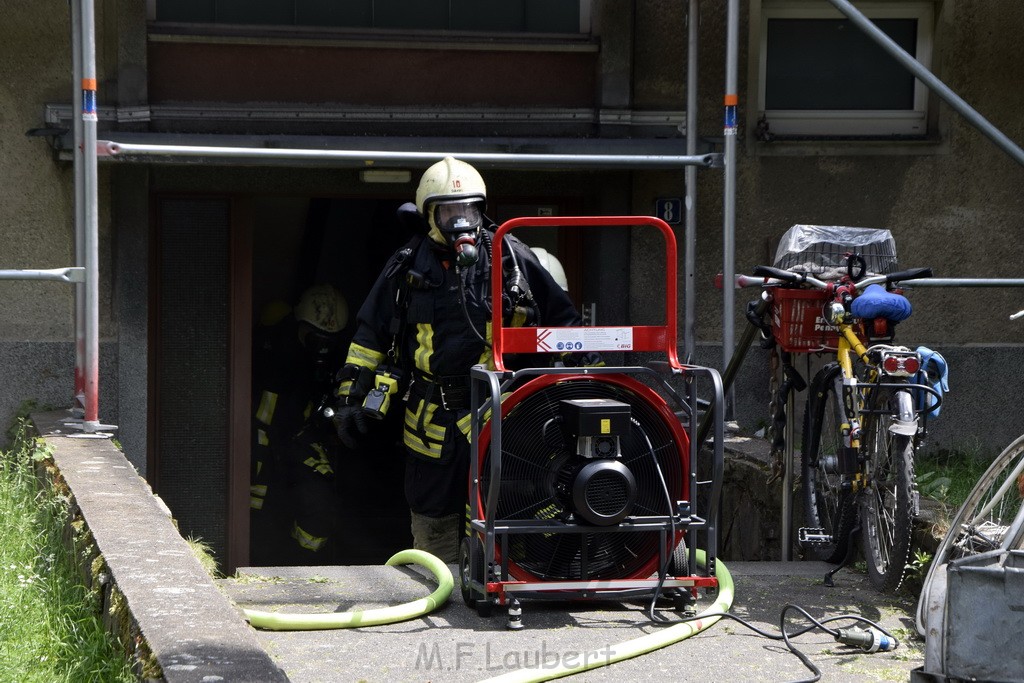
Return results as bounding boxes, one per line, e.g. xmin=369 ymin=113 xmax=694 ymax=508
xmin=756 ymin=0 xmax=934 ymax=139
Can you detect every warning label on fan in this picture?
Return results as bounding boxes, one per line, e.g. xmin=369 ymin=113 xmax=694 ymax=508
xmin=535 ymin=327 xmax=634 ymax=352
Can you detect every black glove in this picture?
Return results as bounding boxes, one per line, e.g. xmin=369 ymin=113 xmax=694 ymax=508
xmin=331 ymin=404 xmax=370 ymax=449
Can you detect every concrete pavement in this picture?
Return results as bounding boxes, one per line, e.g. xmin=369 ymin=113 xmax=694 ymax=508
xmin=219 ymin=559 xmax=923 ymax=683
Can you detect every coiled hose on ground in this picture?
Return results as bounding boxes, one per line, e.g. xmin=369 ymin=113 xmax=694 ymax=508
xmin=241 ymin=548 xmax=453 ymax=630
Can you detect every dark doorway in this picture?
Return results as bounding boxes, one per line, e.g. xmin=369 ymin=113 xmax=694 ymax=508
xmin=248 ymin=197 xmax=417 ymax=567
xmin=152 ymin=193 xmax=585 ymax=571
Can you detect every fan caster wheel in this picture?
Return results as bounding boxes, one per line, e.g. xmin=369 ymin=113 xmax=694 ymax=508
xmin=476 ymin=597 xmax=494 ymax=618
xmin=668 ymin=538 xmax=689 ymax=576
xmin=459 ymin=536 xmax=484 ymax=608
xmin=671 ymin=589 xmax=697 ymax=615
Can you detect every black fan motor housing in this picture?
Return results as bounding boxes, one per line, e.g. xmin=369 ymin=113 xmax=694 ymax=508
xmin=559 ymin=459 xmax=638 ymax=526
xmin=480 ymin=374 xmax=689 ymax=581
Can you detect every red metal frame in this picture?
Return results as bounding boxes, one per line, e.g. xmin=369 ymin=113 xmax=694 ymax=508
xmin=491 ymin=215 xmax=680 ymax=372
xmin=461 ymin=215 xmax=719 ymax=611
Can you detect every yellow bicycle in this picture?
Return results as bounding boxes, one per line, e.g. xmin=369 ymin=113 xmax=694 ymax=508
xmin=751 ymin=260 xmax=936 ymax=591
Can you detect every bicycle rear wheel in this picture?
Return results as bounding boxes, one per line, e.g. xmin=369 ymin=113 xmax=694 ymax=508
xmin=801 ymin=363 xmax=856 ymax=563
xmin=916 ymin=433 xmax=1024 ymax=635
xmin=859 ymin=385 xmax=917 ymax=592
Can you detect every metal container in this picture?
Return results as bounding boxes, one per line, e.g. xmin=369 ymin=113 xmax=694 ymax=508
xmin=942 ymin=548 xmax=1024 ymax=682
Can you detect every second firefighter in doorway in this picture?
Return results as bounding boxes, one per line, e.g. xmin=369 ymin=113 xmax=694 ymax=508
xmin=251 ymin=283 xmax=350 ymax=564
xmin=332 ymin=156 xmax=594 ymax=563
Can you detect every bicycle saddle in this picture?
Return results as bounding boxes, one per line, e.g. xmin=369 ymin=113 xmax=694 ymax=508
xmin=850 ymin=283 xmax=913 ymax=322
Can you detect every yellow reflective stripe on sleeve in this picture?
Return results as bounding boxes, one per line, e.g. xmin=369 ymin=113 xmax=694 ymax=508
xmin=250 ymin=484 xmax=267 ymax=497
xmin=456 ymin=412 xmax=473 ymax=438
xmin=256 ymin=390 xmax=278 ymax=426
xmin=250 ymin=497 xmax=264 ymax=510
xmin=291 ymin=523 xmax=327 ymax=551
xmin=414 ymin=323 xmax=434 ymax=374
xmin=257 ymin=428 xmax=269 ymax=446
xmin=335 ymin=379 xmax=354 ymax=398
xmin=346 ymin=342 xmax=385 ymax=370
xmin=456 ymin=390 xmax=509 ymax=438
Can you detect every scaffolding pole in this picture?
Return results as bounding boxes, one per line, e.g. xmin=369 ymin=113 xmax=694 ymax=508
xmin=722 ymin=0 xmax=740 ymax=420
xmin=71 ymin=0 xmax=87 ymax=416
xmin=79 ymin=0 xmax=101 ymax=429
xmin=0 ymin=268 xmax=84 ymax=283
xmin=683 ymin=0 xmax=700 ymax=363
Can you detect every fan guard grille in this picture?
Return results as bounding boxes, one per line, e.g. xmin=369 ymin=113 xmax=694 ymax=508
xmin=479 ymin=375 xmax=688 ymax=581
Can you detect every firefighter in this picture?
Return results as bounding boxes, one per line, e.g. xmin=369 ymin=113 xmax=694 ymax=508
xmin=250 ymin=283 xmax=349 ymax=564
xmin=331 ymin=157 xmax=592 ymax=563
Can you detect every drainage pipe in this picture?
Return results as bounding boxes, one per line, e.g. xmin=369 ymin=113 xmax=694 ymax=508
xmin=241 ymin=549 xmax=453 ymax=631
xmin=480 ymin=551 xmax=734 ymax=683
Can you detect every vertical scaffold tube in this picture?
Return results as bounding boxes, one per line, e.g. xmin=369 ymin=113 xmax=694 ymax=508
xmin=80 ymin=0 xmax=100 ymax=427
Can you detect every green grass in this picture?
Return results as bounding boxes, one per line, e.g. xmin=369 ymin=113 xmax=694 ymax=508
xmin=0 ymin=420 xmax=134 ymax=683
xmin=915 ymin=449 xmax=994 ymax=512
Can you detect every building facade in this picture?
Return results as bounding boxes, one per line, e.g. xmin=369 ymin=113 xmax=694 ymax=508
xmin=2 ymin=0 xmax=1022 ymax=568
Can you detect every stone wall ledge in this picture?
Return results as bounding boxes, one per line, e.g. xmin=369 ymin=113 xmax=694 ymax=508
xmin=31 ymin=410 xmax=287 ymax=683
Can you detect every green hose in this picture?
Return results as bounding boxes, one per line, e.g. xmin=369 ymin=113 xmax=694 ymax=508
xmin=242 ymin=548 xmax=453 ymax=631
xmin=480 ymin=551 xmax=734 ymax=683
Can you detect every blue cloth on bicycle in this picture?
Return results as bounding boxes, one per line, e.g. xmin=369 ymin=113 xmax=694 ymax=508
xmin=850 ymin=284 xmax=913 ymax=322
xmin=914 ymin=346 xmax=949 ymax=419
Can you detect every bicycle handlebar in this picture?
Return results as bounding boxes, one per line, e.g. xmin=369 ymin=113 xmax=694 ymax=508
xmin=747 ymin=265 xmax=933 ymax=291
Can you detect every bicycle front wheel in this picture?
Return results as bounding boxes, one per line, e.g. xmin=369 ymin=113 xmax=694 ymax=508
xmin=801 ymin=363 xmax=855 ymax=563
xmin=859 ymin=385 xmax=917 ymax=592
xmin=916 ymin=433 xmax=1024 ymax=635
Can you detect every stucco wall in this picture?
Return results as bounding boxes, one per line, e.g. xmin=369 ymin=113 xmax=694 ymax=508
xmin=0 ymin=2 xmax=117 ymax=446
xmin=1 ymin=3 xmax=76 ymax=340
xmin=4 ymin=0 xmax=1024 ymax=461
xmin=625 ymin=0 xmax=1024 ymax=455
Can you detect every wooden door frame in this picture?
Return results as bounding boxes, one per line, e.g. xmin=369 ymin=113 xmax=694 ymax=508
xmin=227 ymin=197 xmax=253 ymax=573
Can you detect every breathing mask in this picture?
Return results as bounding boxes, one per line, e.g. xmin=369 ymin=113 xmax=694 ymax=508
xmin=431 ymin=199 xmax=483 ymax=266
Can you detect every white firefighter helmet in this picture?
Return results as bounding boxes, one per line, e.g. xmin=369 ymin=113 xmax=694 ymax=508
xmin=530 ymin=247 xmax=569 ymax=291
xmin=415 ymin=156 xmax=487 ymax=244
xmin=294 ymin=284 xmax=348 ymax=334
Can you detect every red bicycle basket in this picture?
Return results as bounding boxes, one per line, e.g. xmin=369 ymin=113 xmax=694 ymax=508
xmin=770 ymin=288 xmax=839 ymax=352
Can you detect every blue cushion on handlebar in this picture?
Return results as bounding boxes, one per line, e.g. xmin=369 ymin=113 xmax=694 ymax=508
xmin=850 ymin=284 xmax=913 ymax=322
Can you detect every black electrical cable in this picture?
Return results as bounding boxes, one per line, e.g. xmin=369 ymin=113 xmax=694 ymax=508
xmin=669 ymin=604 xmax=900 ymax=683
xmin=630 ymin=417 xmax=679 ymax=624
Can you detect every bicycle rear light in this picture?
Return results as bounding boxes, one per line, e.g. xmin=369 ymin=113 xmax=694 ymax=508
xmin=880 ymin=351 xmax=920 ymax=377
